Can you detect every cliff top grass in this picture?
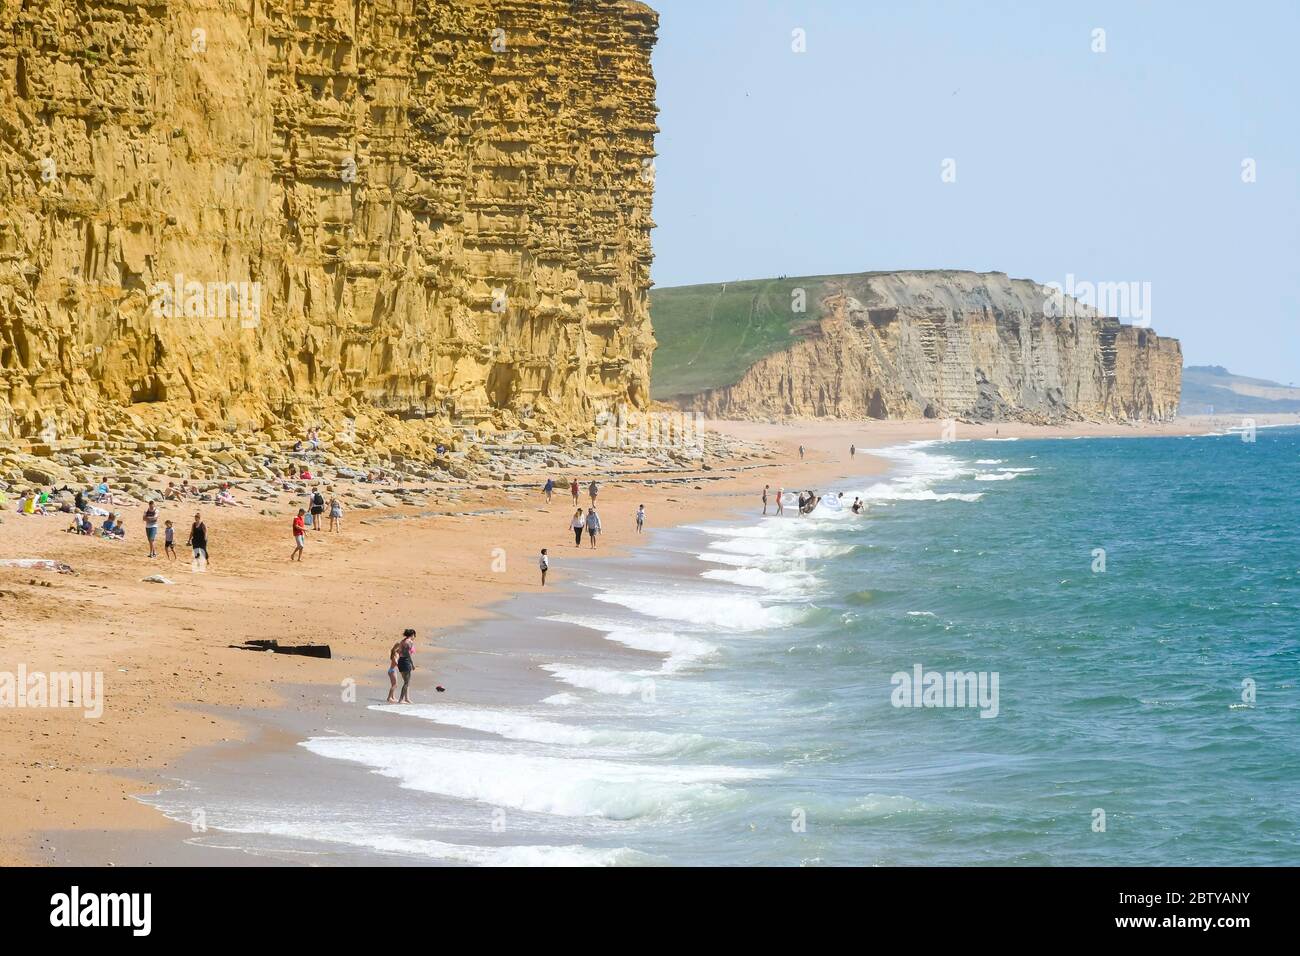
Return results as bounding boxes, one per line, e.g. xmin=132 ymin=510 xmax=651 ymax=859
xmin=649 ymin=269 xmax=1016 ymax=400
xmin=649 ymin=275 xmax=842 ymax=400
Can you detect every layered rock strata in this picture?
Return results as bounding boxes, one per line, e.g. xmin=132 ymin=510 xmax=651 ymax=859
xmin=0 ymin=0 xmax=658 ymax=446
xmin=679 ymin=271 xmax=1181 ymax=423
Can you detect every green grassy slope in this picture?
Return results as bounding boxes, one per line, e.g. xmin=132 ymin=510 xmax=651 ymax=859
xmin=649 ymin=275 xmax=838 ymax=400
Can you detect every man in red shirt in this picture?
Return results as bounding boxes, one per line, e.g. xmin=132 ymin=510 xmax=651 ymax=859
xmin=291 ymin=509 xmax=306 ymax=561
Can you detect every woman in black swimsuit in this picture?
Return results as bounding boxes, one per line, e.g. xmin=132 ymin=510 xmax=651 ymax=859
xmin=391 ymin=628 xmax=416 ymax=703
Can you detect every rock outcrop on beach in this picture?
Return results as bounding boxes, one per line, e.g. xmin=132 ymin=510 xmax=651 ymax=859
xmin=656 ymin=271 xmax=1182 ymax=423
xmin=0 ymin=0 xmax=658 ymax=451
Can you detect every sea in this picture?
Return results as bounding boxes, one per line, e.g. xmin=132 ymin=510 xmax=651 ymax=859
xmin=139 ymin=425 xmax=1300 ymax=866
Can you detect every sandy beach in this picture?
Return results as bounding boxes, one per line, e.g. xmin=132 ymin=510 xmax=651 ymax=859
xmin=2 ymin=412 xmax=1292 ymax=865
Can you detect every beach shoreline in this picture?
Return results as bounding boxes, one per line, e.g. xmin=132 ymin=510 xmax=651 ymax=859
xmin=4 ymin=412 xmax=1294 ymax=865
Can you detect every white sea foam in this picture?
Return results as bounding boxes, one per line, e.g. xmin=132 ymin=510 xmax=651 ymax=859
xmin=541 ymin=692 xmax=582 ymax=706
xmin=592 ymin=588 xmax=810 ymax=631
xmin=301 ymin=736 xmax=766 ymax=820
xmin=974 ymin=472 xmax=1018 ymax=481
xmin=372 ymin=703 xmax=710 ymax=756
xmin=701 ymin=565 xmax=819 ymax=594
xmin=542 ymin=664 xmax=647 ymax=696
xmin=847 ymin=443 xmax=983 ymax=503
xmin=173 ymin=812 xmax=646 ymax=866
xmin=543 ymin=613 xmax=716 ymax=667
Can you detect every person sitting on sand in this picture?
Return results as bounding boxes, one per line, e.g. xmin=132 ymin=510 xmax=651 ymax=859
xmin=164 ymin=482 xmax=182 ymax=502
xmin=585 ymin=506 xmax=601 ymax=549
xmin=216 ymin=487 xmax=236 ymax=507
xmin=572 ymin=508 xmax=585 ymax=547
xmin=78 ymin=513 xmax=93 ymax=535
xmin=74 ymin=488 xmax=88 ymax=512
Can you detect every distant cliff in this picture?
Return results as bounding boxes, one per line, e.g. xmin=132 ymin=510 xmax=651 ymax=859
xmin=652 ymin=271 xmax=1181 ymax=423
xmin=0 ymin=0 xmax=658 ymax=445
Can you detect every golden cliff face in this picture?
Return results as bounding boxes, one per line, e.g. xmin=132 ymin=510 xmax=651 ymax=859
xmin=682 ymin=272 xmax=1182 ymax=423
xmin=0 ymin=0 xmax=658 ymax=443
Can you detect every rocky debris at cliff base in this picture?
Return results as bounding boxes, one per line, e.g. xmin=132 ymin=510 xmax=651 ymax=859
xmin=0 ymin=428 xmax=773 ymax=521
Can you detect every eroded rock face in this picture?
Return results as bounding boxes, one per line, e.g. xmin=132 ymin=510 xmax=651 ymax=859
xmin=679 ymin=272 xmax=1182 ymax=423
xmin=0 ymin=0 xmax=657 ymax=442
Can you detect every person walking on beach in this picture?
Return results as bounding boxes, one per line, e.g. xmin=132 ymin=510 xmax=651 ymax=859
xmin=543 ymin=477 xmax=554 ymax=503
xmin=328 ymin=496 xmax=343 ymax=532
xmin=588 ymin=480 xmax=599 ymax=505
xmin=539 ymin=548 xmax=549 ymax=586
xmin=388 ymin=628 xmax=417 ymax=704
xmin=143 ymin=501 xmax=160 ymax=558
xmin=636 ymin=504 xmax=645 ymax=534
xmin=799 ymin=444 xmax=805 ymax=460
xmin=572 ymin=508 xmax=585 ymax=546
xmin=776 ymin=486 xmax=785 ymax=516
xmin=164 ymin=520 xmax=177 ymax=561
xmin=762 ymin=484 xmax=769 ymax=515
xmin=850 ymin=444 xmax=856 ymax=459
xmin=585 ymin=506 xmax=601 ymax=549
xmin=187 ymin=512 xmax=209 ymax=569
xmin=570 ymin=477 xmax=579 ymax=506
xmin=291 ymin=509 xmax=306 ymax=561
xmin=310 ymin=487 xmax=326 ymax=533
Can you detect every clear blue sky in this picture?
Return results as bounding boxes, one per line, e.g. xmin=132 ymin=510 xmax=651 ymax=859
xmin=648 ymin=0 xmax=1299 ymax=383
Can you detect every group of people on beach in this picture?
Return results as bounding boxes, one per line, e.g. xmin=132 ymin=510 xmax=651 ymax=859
xmin=760 ymin=483 xmax=865 ymax=517
xmin=540 ymin=475 xmax=644 ymax=559
xmin=289 ymin=487 xmax=345 ymax=561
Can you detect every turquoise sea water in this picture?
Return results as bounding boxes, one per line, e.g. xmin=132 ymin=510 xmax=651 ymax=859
xmin=146 ymin=426 xmax=1299 ymax=865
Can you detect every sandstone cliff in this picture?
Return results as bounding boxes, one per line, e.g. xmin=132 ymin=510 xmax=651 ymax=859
xmin=667 ymin=271 xmax=1182 ymax=423
xmin=0 ymin=0 xmax=657 ymax=447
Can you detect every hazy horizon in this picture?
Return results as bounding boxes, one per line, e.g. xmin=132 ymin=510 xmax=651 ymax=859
xmin=648 ymin=0 xmax=1299 ymax=384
